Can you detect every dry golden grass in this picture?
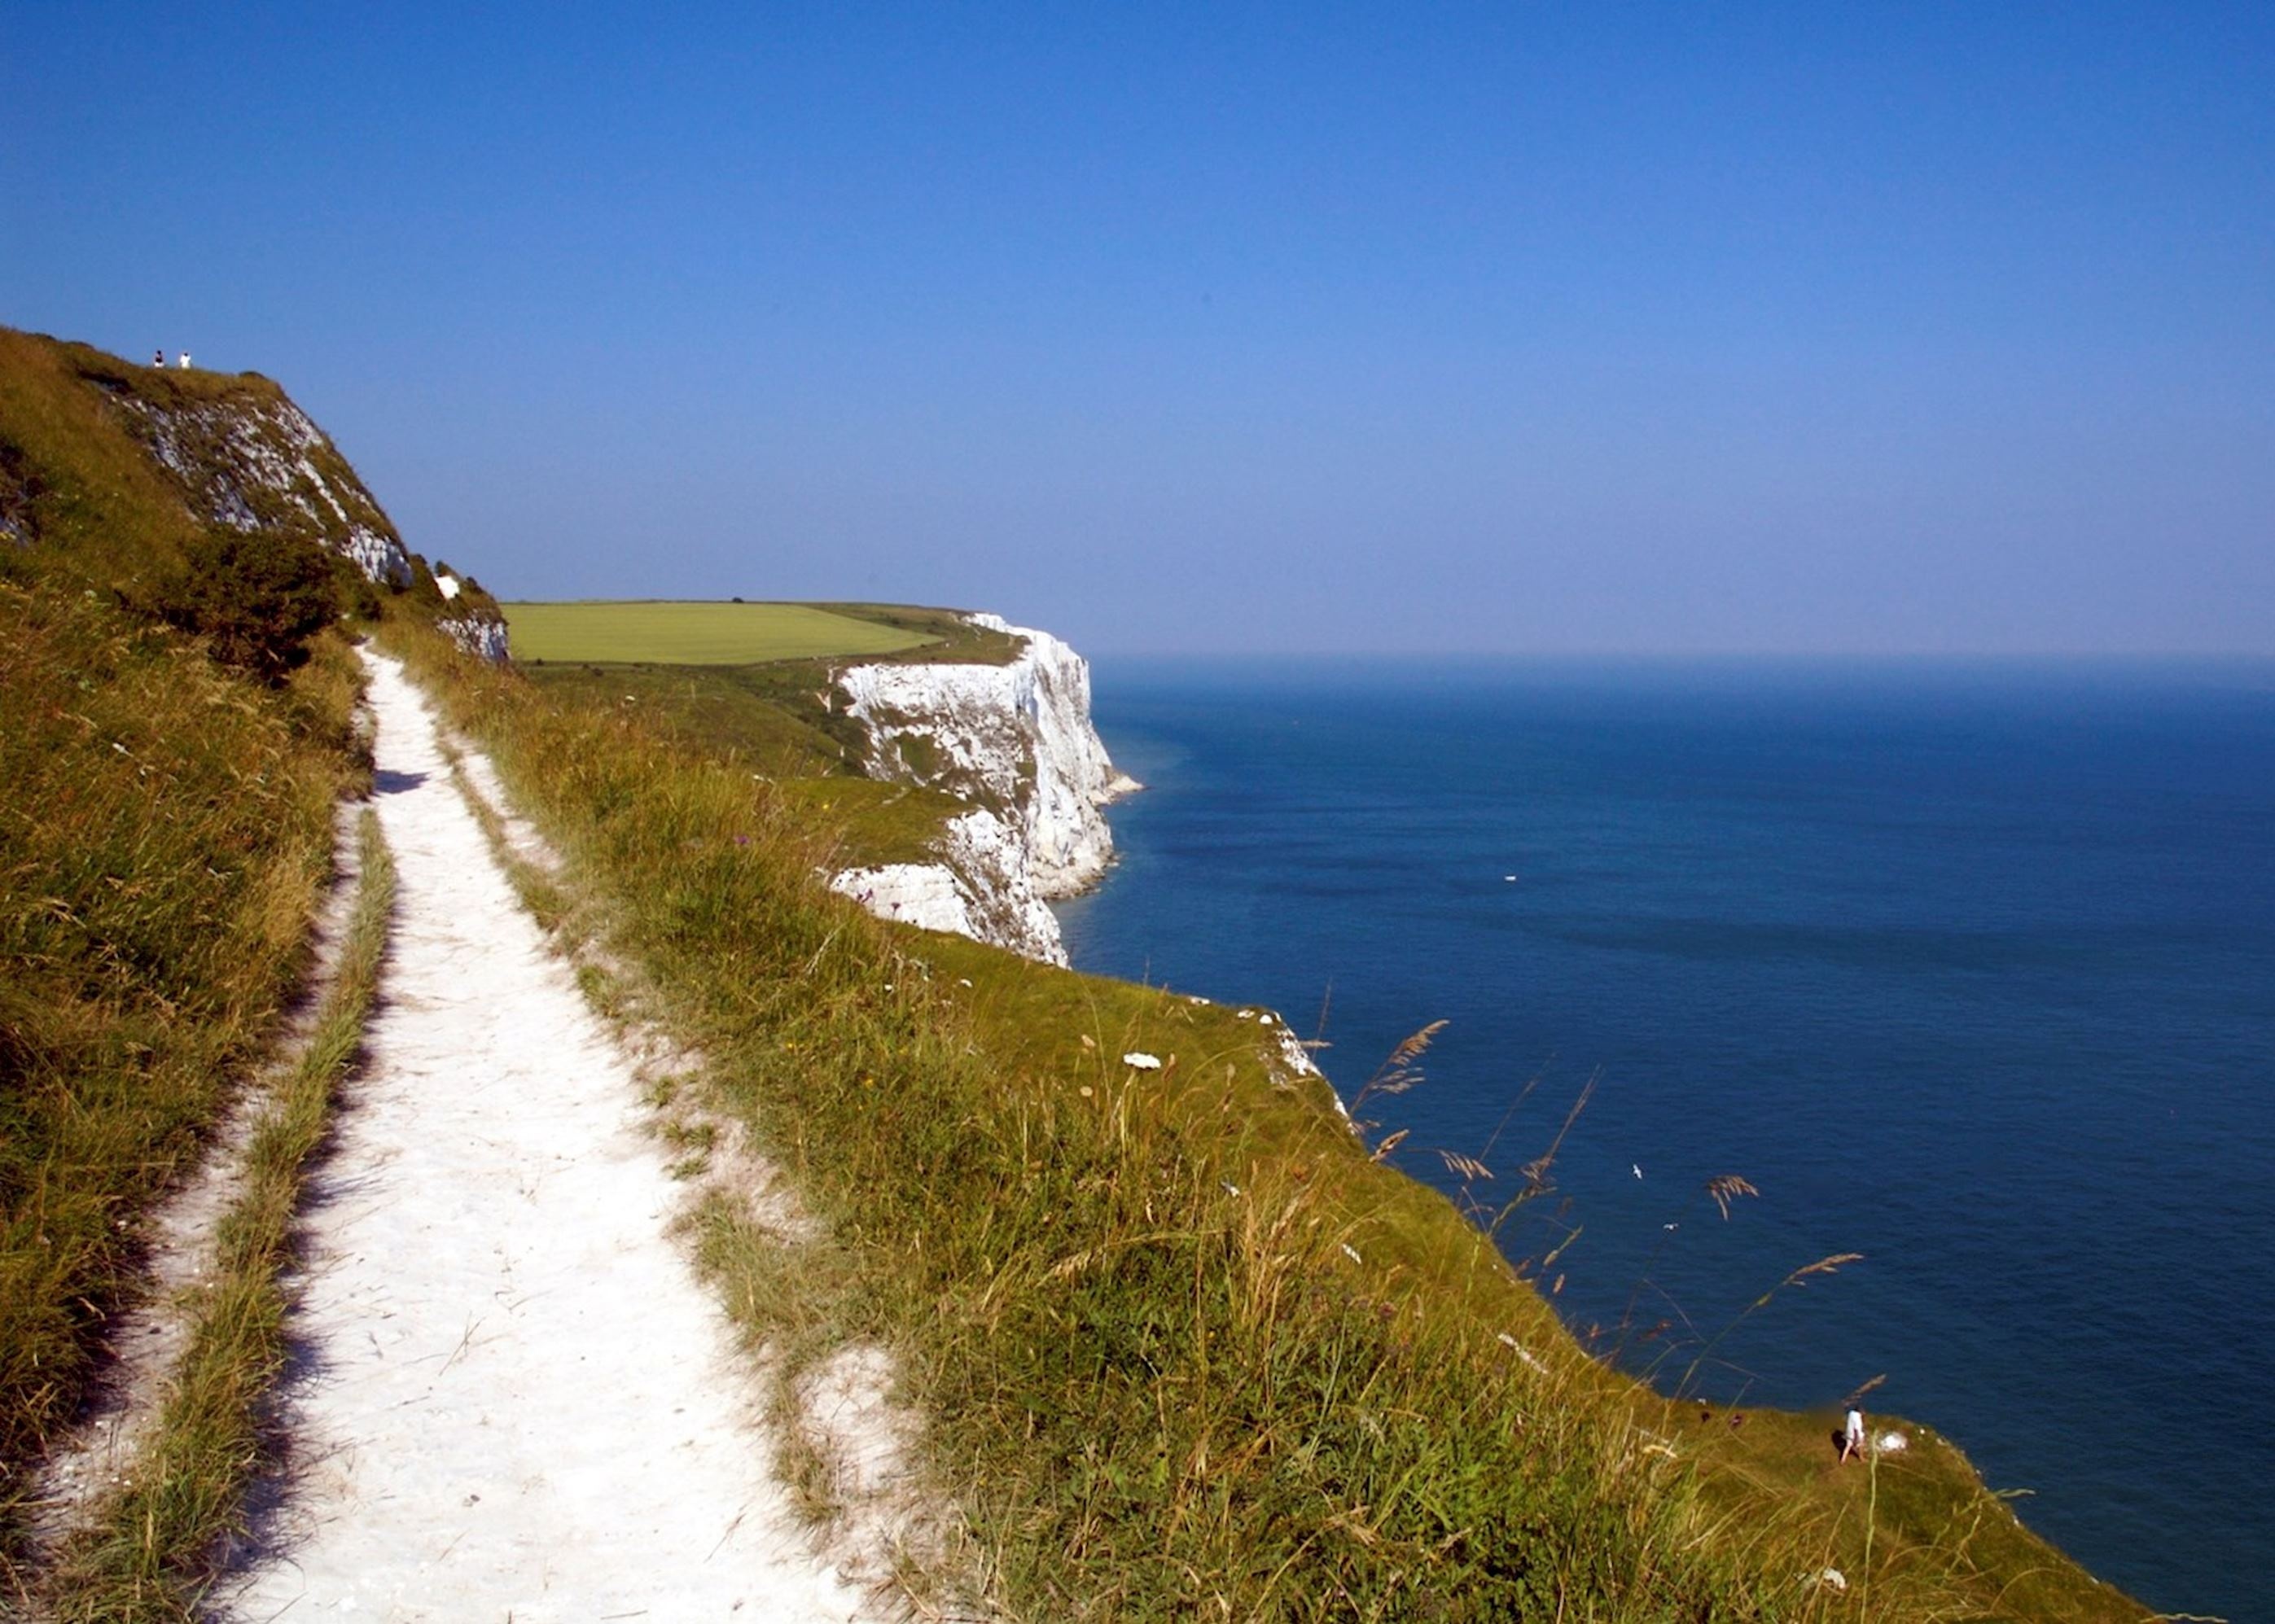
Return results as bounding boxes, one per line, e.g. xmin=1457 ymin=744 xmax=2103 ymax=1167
xmin=40 ymin=812 xmax=395 ymax=1621
xmin=0 ymin=579 xmax=357 ymax=1578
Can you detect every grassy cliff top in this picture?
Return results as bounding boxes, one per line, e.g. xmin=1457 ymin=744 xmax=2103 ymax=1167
xmin=502 ymin=600 xmax=938 ymax=664
xmin=505 ymin=601 xmax=1034 ymax=853
xmin=501 ymin=598 xmax=1025 ymax=668
xmin=0 ymin=326 xmax=502 ymax=637
xmin=2 ymin=329 xmax=371 ymax=582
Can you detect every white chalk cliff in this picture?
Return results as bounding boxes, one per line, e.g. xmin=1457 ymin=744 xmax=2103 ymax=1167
xmin=115 ymin=392 xmax=415 ymax=587
xmin=107 ymin=382 xmax=510 ymax=662
xmin=828 ymin=615 xmax=1138 ymax=965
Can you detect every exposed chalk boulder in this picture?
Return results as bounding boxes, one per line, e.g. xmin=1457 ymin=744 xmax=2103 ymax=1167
xmin=830 ymin=808 xmax=1063 ymax=965
xmin=436 ymin=615 xmax=511 ymax=662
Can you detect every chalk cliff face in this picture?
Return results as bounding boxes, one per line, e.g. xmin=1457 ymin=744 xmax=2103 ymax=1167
xmin=434 ymin=606 xmax=512 ymax=661
xmin=106 ymin=373 xmax=511 ymax=662
xmin=828 ymin=615 xmax=1138 ymax=965
xmin=829 ymin=808 xmax=1067 ymax=963
xmin=115 ymin=391 xmax=417 ymax=589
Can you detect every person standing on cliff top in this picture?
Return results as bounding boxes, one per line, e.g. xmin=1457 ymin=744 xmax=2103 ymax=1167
xmin=177 ymin=352 xmax=191 ymax=370
xmin=1841 ymin=1405 xmax=1866 ymax=1461
xmin=152 ymin=348 xmax=164 ymax=368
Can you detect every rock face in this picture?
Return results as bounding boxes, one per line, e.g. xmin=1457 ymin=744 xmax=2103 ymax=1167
xmin=830 ymin=615 xmax=1138 ymax=965
xmin=112 ymin=392 xmax=416 ymax=589
xmin=829 ymin=809 xmax=1066 ymax=964
xmin=435 ymin=614 xmax=511 ymax=662
xmin=105 ymin=379 xmax=512 ymax=662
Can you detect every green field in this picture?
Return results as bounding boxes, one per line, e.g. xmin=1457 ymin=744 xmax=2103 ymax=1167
xmin=502 ymin=600 xmax=937 ymax=665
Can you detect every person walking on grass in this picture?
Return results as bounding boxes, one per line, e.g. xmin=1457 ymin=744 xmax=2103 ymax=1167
xmin=1841 ymin=1404 xmax=1866 ymax=1462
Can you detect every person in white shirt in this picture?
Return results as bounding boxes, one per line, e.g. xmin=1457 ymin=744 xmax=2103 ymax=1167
xmin=1841 ymin=1405 xmax=1865 ymax=1461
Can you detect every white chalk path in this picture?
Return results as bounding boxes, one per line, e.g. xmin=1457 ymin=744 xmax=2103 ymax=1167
xmin=218 ymin=652 xmax=872 ymax=1622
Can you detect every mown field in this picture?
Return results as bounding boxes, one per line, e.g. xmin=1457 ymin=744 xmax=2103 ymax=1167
xmin=502 ymin=600 xmax=939 ymax=665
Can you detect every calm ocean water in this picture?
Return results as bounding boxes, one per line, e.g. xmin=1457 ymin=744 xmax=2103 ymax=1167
xmin=1054 ymin=659 xmax=2275 ymax=1622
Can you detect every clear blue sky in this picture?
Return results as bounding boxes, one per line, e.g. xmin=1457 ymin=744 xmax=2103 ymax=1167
xmin=6 ymin=2 xmax=2270 ymax=654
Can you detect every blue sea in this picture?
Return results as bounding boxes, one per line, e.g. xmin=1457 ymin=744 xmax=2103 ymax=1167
xmin=1054 ymin=659 xmax=2275 ymax=1622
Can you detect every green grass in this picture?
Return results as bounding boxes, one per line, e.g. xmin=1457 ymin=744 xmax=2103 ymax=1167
xmin=0 ymin=329 xmax=208 ymax=591
xmin=519 ymin=658 xmax=869 ymax=777
xmin=803 ymin=602 xmax=1028 ymax=667
xmin=502 ymin=599 xmax=940 ymax=665
xmin=387 ymin=619 xmax=2149 ymax=1623
xmin=0 ymin=326 xmax=393 ymax=1591
xmin=503 ymin=599 xmax=1038 ymax=873
xmin=40 ymin=810 xmax=396 ymax=1622
xmin=0 ymin=576 xmax=361 ymax=1579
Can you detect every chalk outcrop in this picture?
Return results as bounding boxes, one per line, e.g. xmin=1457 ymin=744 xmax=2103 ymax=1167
xmin=112 ymin=391 xmax=416 ymax=588
xmin=830 ymin=808 xmax=1065 ymax=964
xmin=95 ymin=367 xmax=511 ymax=661
xmin=436 ymin=613 xmax=511 ymax=662
xmin=829 ymin=615 xmax=1137 ymax=965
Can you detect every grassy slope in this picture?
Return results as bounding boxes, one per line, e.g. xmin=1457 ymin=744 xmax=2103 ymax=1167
xmin=0 ymin=335 xmax=372 ymax=1574
xmin=42 ymin=812 xmax=395 ymax=1622
xmin=393 ymin=622 xmax=2145 ymax=1623
xmin=0 ymin=325 xmax=507 ymax=635
xmin=0 ymin=589 xmax=357 ymax=1505
xmin=507 ymin=601 xmax=1032 ymax=866
xmin=0 ymin=331 xmax=208 ymax=590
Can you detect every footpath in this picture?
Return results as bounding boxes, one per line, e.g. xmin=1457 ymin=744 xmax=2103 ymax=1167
xmin=216 ymin=653 xmax=874 ymax=1621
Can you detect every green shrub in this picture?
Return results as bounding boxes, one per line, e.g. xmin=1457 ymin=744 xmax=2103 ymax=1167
xmin=155 ymin=527 xmax=339 ymax=682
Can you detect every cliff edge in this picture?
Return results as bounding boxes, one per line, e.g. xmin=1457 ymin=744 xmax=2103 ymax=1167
xmin=0 ymin=328 xmax=509 ymax=661
xmin=827 ymin=615 xmax=1138 ymax=965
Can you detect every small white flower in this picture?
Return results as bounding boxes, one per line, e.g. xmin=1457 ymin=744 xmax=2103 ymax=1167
xmin=1122 ymin=1052 xmax=1163 ymax=1070
xmin=1495 ymin=1333 xmax=1547 ymax=1372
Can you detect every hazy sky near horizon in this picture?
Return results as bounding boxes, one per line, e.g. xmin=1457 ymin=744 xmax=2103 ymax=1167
xmin=6 ymin=2 xmax=2271 ymax=655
